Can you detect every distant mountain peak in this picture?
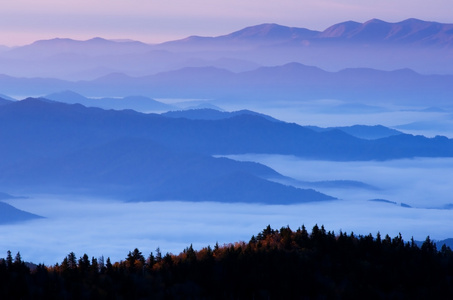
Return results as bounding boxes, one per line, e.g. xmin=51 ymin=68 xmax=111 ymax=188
xmin=93 ymin=72 xmax=135 ymax=82
xmin=319 ymin=18 xmax=453 ymax=45
xmin=224 ymin=23 xmax=319 ymax=41
xmin=46 ymin=90 xmax=88 ymax=102
xmin=319 ymin=20 xmax=362 ymax=37
xmin=363 ymin=18 xmax=387 ymax=25
xmin=87 ymin=37 xmax=109 ymax=42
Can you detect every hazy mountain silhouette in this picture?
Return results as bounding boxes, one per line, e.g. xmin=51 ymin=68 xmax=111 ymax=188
xmin=2 ymin=136 xmax=330 ymax=204
xmin=369 ymin=199 xmax=397 ymax=205
xmin=159 ymin=23 xmax=319 ymax=50
xmin=307 ymin=125 xmax=403 ymax=140
xmin=0 ymin=202 xmax=43 ymax=225
xmin=156 ymin=171 xmax=335 ymax=204
xmin=161 ymin=19 xmax=453 ymax=49
xmin=162 ymin=108 xmax=280 ymax=122
xmin=302 ymin=180 xmax=379 ymax=190
xmin=0 ymin=97 xmax=14 ymax=106
xmin=1 ymin=18 xmax=453 ymax=80
xmin=154 ymin=19 xmax=453 ymax=74
xmin=277 ymin=178 xmax=380 ymax=191
xmin=1 ymin=98 xmax=453 ymax=201
xmin=0 ymin=98 xmax=337 ymax=203
xmin=0 ymin=38 xmax=260 ymax=80
xmin=313 ymin=103 xmax=389 ymax=114
xmin=45 ymin=90 xmax=174 ymax=112
xmin=4 ymin=37 xmax=152 ymax=59
xmin=1 ymin=98 xmax=452 ymax=163
xmin=437 ymin=238 xmax=453 ymax=249
xmin=1 ymin=63 xmax=452 ymax=105
xmin=319 ymin=18 xmax=453 ymax=46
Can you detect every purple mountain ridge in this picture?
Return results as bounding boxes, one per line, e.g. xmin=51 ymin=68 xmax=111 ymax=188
xmin=153 ymin=18 xmax=453 ymax=74
xmin=0 ymin=18 xmax=452 ymax=80
xmin=4 ymin=37 xmax=152 ymax=59
xmin=319 ymin=18 xmax=453 ymax=46
xmin=161 ymin=18 xmax=453 ymax=48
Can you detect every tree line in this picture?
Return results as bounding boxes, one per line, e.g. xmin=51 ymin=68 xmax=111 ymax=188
xmin=1 ymin=224 xmax=453 ymax=299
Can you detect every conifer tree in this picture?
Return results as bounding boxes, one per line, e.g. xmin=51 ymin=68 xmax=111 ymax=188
xmin=6 ymin=250 xmax=12 ymax=269
xmin=67 ymin=252 xmax=77 ymax=270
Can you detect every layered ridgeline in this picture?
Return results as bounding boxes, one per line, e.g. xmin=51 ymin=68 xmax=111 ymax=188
xmin=0 ymin=19 xmax=453 ymax=107
xmin=0 ymin=18 xmax=452 ymax=81
xmin=1 ymin=64 xmax=452 ymax=106
xmin=1 ymin=98 xmax=453 ymax=202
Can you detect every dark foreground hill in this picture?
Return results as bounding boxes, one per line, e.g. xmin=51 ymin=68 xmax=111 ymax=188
xmin=1 ymin=98 xmax=453 ymax=201
xmin=1 ymin=224 xmax=452 ymax=299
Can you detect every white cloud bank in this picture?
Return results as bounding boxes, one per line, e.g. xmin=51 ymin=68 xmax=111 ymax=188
xmin=2 ymin=156 xmax=453 ymax=265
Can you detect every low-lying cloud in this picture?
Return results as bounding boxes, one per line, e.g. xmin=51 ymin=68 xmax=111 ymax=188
xmin=2 ymin=156 xmax=453 ymax=266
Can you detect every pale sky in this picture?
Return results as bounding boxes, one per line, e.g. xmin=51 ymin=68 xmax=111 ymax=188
xmin=1 ymin=0 xmax=453 ymax=46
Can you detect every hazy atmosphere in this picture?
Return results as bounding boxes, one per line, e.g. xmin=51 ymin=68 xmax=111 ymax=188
xmin=1 ymin=0 xmax=453 ymax=269
xmin=2 ymin=155 xmax=453 ymax=264
xmin=1 ymin=0 xmax=453 ymax=46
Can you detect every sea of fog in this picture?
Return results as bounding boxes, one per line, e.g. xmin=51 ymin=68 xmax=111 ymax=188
xmin=1 ymin=97 xmax=453 ymax=265
xmin=1 ymin=155 xmax=453 ymax=265
xmin=216 ymin=99 xmax=453 ymax=138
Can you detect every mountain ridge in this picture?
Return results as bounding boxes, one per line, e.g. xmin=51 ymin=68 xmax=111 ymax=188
xmin=1 ymin=62 xmax=452 ymax=105
xmin=1 ymin=18 xmax=453 ymax=80
xmin=160 ymin=18 xmax=453 ymax=48
xmin=45 ymin=90 xmax=174 ymax=112
xmin=1 ymin=98 xmax=453 ymax=202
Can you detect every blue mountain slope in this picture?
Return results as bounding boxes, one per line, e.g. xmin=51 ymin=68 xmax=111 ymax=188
xmin=0 ymin=202 xmax=43 ymax=225
xmin=307 ymin=125 xmax=403 ymax=140
xmin=159 ymin=171 xmax=335 ymax=204
xmin=162 ymin=108 xmax=280 ymax=122
xmin=1 ymin=98 xmax=452 ymax=163
xmin=0 ymin=136 xmax=333 ymax=203
xmin=1 ymin=98 xmax=453 ymax=202
xmin=0 ymin=97 xmax=13 ymax=106
xmin=45 ymin=90 xmax=174 ymax=112
xmin=1 ymin=63 xmax=453 ymax=105
xmin=0 ymin=99 xmax=336 ymax=203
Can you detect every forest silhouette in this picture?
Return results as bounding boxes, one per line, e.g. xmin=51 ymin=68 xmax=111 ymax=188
xmin=1 ymin=224 xmax=453 ymax=299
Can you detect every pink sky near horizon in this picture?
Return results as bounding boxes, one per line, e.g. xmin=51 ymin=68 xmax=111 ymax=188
xmin=1 ymin=0 xmax=452 ymax=46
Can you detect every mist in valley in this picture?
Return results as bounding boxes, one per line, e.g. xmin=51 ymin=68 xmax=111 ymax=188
xmin=2 ymin=127 xmax=453 ymax=265
xmin=2 ymin=153 xmax=453 ymax=265
xmin=1 ymin=18 xmax=453 ymax=267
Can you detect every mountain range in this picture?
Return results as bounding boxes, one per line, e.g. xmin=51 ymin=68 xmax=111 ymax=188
xmin=1 ymin=18 xmax=452 ymax=224
xmin=307 ymin=125 xmax=403 ymax=140
xmin=160 ymin=18 xmax=453 ymax=49
xmin=1 ymin=98 xmax=453 ymax=203
xmin=45 ymin=90 xmax=174 ymax=112
xmin=0 ymin=98 xmax=338 ymax=203
xmin=0 ymin=18 xmax=452 ymax=82
xmin=1 ymin=63 xmax=452 ymax=107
